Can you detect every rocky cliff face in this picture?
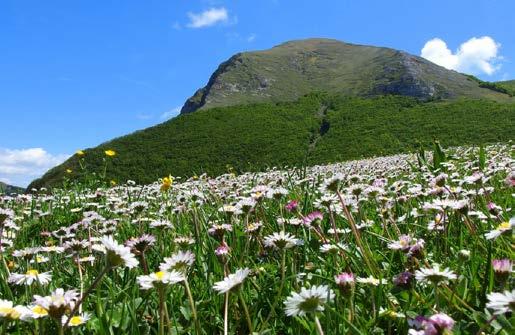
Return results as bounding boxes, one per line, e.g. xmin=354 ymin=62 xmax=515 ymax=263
xmin=180 ymin=38 xmax=507 ymax=114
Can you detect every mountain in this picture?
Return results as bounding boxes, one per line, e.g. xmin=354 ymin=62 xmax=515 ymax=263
xmin=0 ymin=182 xmax=24 ymax=194
xmin=181 ymin=38 xmax=511 ymax=113
xmin=28 ymin=38 xmax=515 ymax=190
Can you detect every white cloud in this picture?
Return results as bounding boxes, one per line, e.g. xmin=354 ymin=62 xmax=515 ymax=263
xmin=0 ymin=148 xmax=70 ymax=187
xmin=161 ymin=106 xmax=182 ymax=120
xmin=187 ymin=7 xmax=229 ymax=28
xmin=247 ymin=33 xmax=256 ymax=42
xmin=421 ymin=36 xmax=501 ymax=76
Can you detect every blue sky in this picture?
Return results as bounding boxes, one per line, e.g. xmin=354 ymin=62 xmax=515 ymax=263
xmin=1 ymin=0 xmax=513 ymax=186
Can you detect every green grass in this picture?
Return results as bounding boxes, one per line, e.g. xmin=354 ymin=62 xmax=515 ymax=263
xmin=29 ymin=94 xmax=515 ymax=190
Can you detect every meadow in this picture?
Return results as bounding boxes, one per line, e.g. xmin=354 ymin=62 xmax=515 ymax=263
xmin=0 ymin=143 xmax=514 ymax=334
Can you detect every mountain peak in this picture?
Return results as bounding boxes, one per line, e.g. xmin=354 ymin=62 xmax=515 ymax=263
xmin=180 ymin=38 xmax=509 ymax=114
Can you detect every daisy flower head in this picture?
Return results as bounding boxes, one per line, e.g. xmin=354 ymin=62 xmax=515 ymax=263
xmin=302 ymin=211 xmax=323 ymax=227
xmin=357 ymin=276 xmax=387 ymax=286
xmin=393 ymin=271 xmax=414 ymax=290
xmin=137 ymin=270 xmax=185 ymax=290
xmin=320 ymin=243 xmax=347 ymax=254
xmin=24 ymin=305 xmax=49 ymax=320
xmin=387 ymin=234 xmax=413 ymax=251
xmin=285 ymin=200 xmax=299 ymax=212
xmin=62 ymin=312 xmax=91 ymax=327
xmin=8 ymin=269 xmax=52 ymax=286
xmin=33 ymin=288 xmax=79 ymax=320
xmin=213 ymin=268 xmax=251 ymax=294
xmin=159 ymin=250 xmax=195 ymax=273
xmin=321 ymin=174 xmax=345 ymax=192
xmin=492 ymin=259 xmax=512 ymax=282
xmin=486 ymin=290 xmax=515 ymax=315
xmin=0 ymin=299 xmax=25 ymax=320
xmin=174 ymin=236 xmax=195 ymax=249
xmin=415 ymin=263 xmax=457 ymax=286
xmin=335 ymin=272 xmax=355 ymax=297
xmin=101 ymin=235 xmax=139 ymax=268
xmin=484 ymin=219 xmax=514 ymax=240
xmin=284 ymin=285 xmax=334 ymax=317
xmin=126 ymin=234 xmax=156 ymax=254
xmin=263 ymin=231 xmax=302 ymax=250
xmin=409 ymin=313 xmax=455 ymax=335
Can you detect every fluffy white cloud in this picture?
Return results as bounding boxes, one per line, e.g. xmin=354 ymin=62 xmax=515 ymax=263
xmin=0 ymin=148 xmax=70 ymax=187
xmin=187 ymin=7 xmax=229 ymax=28
xmin=421 ymin=36 xmax=501 ymax=75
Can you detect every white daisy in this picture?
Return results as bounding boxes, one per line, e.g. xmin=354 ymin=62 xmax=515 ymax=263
xmin=33 ymin=288 xmax=79 ymax=319
xmin=159 ymin=251 xmax=195 ymax=273
xmin=0 ymin=300 xmax=28 ymax=320
xmin=415 ymin=264 xmax=457 ymax=285
xmin=8 ymin=269 xmax=52 ymax=286
xmin=137 ymin=270 xmax=185 ymax=290
xmin=101 ymin=235 xmax=139 ymax=268
xmin=23 ymin=305 xmax=49 ymax=320
xmin=486 ymin=290 xmax=515 ymax=315
xmin=213 ymin=268 xmax=251 ymax=294
xmin=263 ymin=231 xmax=302 ymax=249
xmin=484 ymin=219 xmax=514 ymax=240
xmin=357 ymin=276 xmax=387 ymax=286
xmin=284 ymin=285 xmax=334 ymax=316
xmin=62 ymin=312 xmax=91 ymax=327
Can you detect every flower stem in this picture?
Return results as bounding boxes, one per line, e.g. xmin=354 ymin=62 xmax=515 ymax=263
xmin=314 ymin=315 xmax=325 ymax=335
xmin=158 ymin=288 xmax=166 ymax=335
xmin=63 ymin=264 xmax=110 ymax=328
xmin=238 ymin=290 xmax=253 ymax=333
xmin=184 ymin=278 xmax=200 ymax=335
xmin=223 ymin=292 xmax=229 ymax=335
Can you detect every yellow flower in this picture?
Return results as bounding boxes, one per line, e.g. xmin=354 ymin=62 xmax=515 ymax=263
xmin=104 ymin=149 xmax=116 ymax=157
xmin=497 ymin=222 xmax=511 ymax=230
xmin=161 ymin=175 xmax=173 ymax=192
xmin=66 ymin=169 xmax=72 ymax=174
xmin=76 ymin=150 xmax=85 ymax=156
xmin=110 ymin=180 xmax=117 ymax=186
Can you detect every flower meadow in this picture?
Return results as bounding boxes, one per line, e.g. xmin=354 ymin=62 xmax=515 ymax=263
xmin=0 ymin=144 xmax=514 ymax=334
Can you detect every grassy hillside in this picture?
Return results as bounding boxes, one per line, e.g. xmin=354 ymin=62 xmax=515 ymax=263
xmin=181 ymin=39 xmax=512 ymax=113
xmin=28 ymin=94 xmax=515 ymax=190
xmin=0 ymin=182 xmax=24 ymax=194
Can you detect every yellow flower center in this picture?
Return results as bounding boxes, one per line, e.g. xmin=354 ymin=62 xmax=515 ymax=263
xmin=8 ymin=309 xmax=21 ymax=320
xmin=0 ymin=307 xmax=13 ymax=314
xmin=104 ymin=149 xmax=116 ymax=157
xmin=155 ymin=271 xmax=165 ymax=280
xmin=498 ymin=222 xmax=511 ymax=230
xmin=70 ymin=316 xmax=83 ymax=326
xmin=32 ymin=305 xmax=48 ymax=316
xmin=26 ymin=269 xmax=39 ymax=276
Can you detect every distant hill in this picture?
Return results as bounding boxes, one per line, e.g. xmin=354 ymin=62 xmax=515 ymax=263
xmin=28 ymin=38 xmax=515 ymax=190
xmin=28 ymin=95 xmax=515 ymax=190
xmin=0 ymin=182 xmax=24 ymax=194
xmin=181 ymin=38 xmax=512 ymax=113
